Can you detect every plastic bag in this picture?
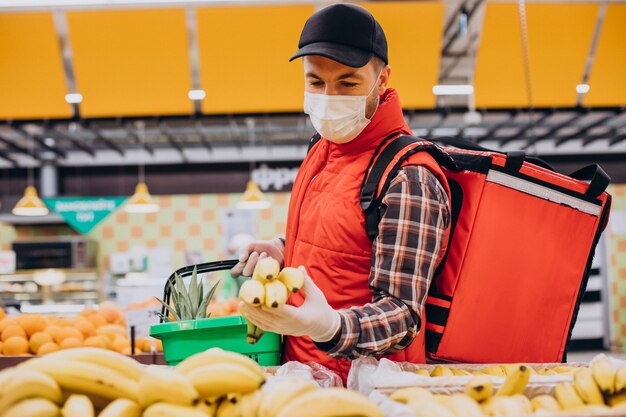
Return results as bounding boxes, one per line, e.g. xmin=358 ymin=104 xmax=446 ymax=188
xmin=273 ymin=361 xmax=343 ymax=388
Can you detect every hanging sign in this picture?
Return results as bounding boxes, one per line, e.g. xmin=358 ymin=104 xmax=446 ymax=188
xmin=43 ymin=197 xmax=127 ymax=234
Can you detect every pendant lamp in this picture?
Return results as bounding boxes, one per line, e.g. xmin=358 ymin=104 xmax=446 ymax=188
xmin=13 ymin=133 xmax=48 ymax=216
xmin=125 ymin=121 xmax=159 ymax=214
xmin=236 ymin=118 xmax=270 ymax=210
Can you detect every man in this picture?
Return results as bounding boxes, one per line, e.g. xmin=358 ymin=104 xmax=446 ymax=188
xmin=231 ymin=3 xmax=451 ymax=382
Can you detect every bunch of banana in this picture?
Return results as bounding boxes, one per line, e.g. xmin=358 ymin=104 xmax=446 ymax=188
xmin=175 ymin=347 xmax=266 ymax=400
xmin=238 ymin=257 xmax=305 ymax=344
xmin=17 ymin=347 xmax=143 ymax=404
xmin=0 ymin=368 xmax=62 ymax=416
xmin=257 ymin=376 xmax=317 ymax=417
xmin=495 ymin=364 xmax=531 ymax=397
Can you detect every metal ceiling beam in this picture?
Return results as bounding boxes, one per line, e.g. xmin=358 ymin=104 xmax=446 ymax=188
xmin=441 ymin=0 xmax=483 ymax=55
xmin=9 ymin=125 xmax=66 ymax=158
xmin=499 ymin=111 xmax=553 ymax=146
xmin=83 ymin=122 xmax=125 ymax=155
xmin=609 ymin=133 xmax=626 ymax=147
xmin=194 ymin=121 xmax=214 ymax=152
xmin=0 ymin=149 xmax=17 ymax=167
xmin=524 ymin=113 xmax=582 ymax=148
xmin=160 ymin=121 xmax=188 ymax=162
xmin=0 ymin=134 xmax=31 ymax=157
xmin=476 ymin=110 xmax=518 ymax=143
xmin=50 ymin=126 xmax=96 ymax=156
xmin=555 ymin=110 xmax=623 ymax=147
xmin=124 ymin=121 xmax=154 ymax=154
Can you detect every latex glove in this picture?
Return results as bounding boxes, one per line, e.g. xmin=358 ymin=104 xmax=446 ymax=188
xmin=239 ymin=267 xmax=341 ymax=343
xmin=230 ymin=238 xmax=285 ymax=278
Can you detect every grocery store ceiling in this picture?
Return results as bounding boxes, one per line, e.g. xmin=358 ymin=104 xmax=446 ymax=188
xmin=0 ymin=0 xmax=624 ymax=167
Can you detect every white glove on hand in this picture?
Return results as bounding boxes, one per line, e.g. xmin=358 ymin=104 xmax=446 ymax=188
xmin=230 ymin=238 xmax=285 ymax=278
xmin=239 ymin=266 xmax=341 ymax=343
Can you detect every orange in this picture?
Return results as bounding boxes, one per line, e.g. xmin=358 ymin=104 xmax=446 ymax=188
xmin=44 ymin=325 xmax=64 ymax=343
xmin=80 ymin=307 xmax=96 ymax=317
xmin=74 ymin=319 xmax=97 ymax=339
xmin=83 ymin=336 xmax=107 ymax=349
xmin=0 ymin=307 xmax=4 ymax=320
xmin=154 ymin=338 xmax=163 ymax=352
xmin=38 ymin=342 xmax=60 ymax=355
xmin=97 ymin=324 xmax=127 ymax=341
xmin=1 ymin=324 xmax=26 ymax=342
xmin=29 ymin=331 xmax=53 ymax=354
xmin=0 ymin=340 xmax=3 ymax=354
xmin=112 ymin=337 xmax=129 ymax=354
xmin=0 ymin=317 xmax=18 ymax=334
xmin=58 ymin=327 xmax=84 ymax=343
xmin=3 ymin=336 xmax=29 ymax=355
xmin=59 ymin=337 xmax=82 ymax=350
xmin=86 ymin=313 xmax=107 ymax=328
xmin=20 ymin=314 xmax=46 ymax=337
xmin=121 ymin=347 xmax=132 ymax=355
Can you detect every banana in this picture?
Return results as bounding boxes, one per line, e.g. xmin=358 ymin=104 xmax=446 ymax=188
xmin=61 ymin=395 xmax=93 ymax=417
xmin=482 ymin=396 xmax=528 ymax=416
xmin=530 ymin=395 xmax=561 ymax=413
xmin=176 ymin=347 xmax=264 ymax=379
xmin=466 ymin=375 xmax=494 ymax=402
xmin=0 ymin=369 xmax=62 ymax=414
xmin=3 ymin=398 xmax=60 ymax=417
xmin=446 ymin=393 xmax=484 ymax=417
xmin=511 ymin=394 xmax=533 ymax=415
xmin=263 ymin=280 xmax=288 ymax=308
xmin=567 ymin=404 xmax=610 ymax=415
xmin=36 ymin=347 xmax=144 ymax=381
xmin=253 ymin=257 xmax=280 ymax=283
xmin=452 ymin=368 xmax=472 ymax=376
xmin=143 ymin=403 xmax=211 ymax=417
xmin=615 ymin=365 xmax=626 ymax=393
xmin=196 ymin=399 xmax=218 ymax=416
xmin=98 ymin=399 xmax=141 ymax=417
xmin=216 ymin=399 xmax=241 ymax=417
xmin=257 ymin=377 xmax=317 ymax=417
xmin=277 ymin=267 xmax=305 ymax=293
xmin=20 ymin=357 xmax=140 ymax=402
xmin=275 ymin=388 xmax=384 ymax=417
xmin=554 ymin=382 xmax=585 ymax=410
xmin=431 ymin=365 xmax=454 ymax=377
xmin=414 ymin=368 xmax=430 ymax=377
xmin=435 ymin=394 xmax=451 ymax=406
xmin=537 ymin=368 xmax=558 ymax=376
xmin=245 ymin=320 xmax=265 ymax=345
xmin=405 ymin=398 xmax=456 ymax=417
xmin=609 ymin=392 xmax=626 ymax=407
xmin=389 ymin=387 xmax=434 ymax=404
xmin=482 ymin=365 xmax=506 ymax=377
xmin=239 ymin=279 xmax=265 ymax=306
xmin=502 ymin=364 xmax=527 ymax=376
xmin=139 ymin=365 xmax=199 ymax=407
xmin=239 ymin=391 xmax=264 ymax=417
xmin=0 ymin=367 xmax=17 ymax=394
xmin=591 ymin=358 xmax=614 ymax=396
xmin=553 ymin=365 xmax=574 ymax=374
xmin=186 ymin=363 xmax=265 ymax=398
xmin=573 ymin=367 xmax=605 ymax=405
xmin=495 ymin=364 xmax=530 ymax=396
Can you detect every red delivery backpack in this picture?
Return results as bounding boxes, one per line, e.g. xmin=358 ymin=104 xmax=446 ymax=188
xmin=357 ymin=135 xmax=612 ymax=364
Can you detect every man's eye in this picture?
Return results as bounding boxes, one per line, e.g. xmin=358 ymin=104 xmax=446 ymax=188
xmin=341 ymin=82 xmax=357 ymax=87
xmin=309 ymin=81 xmax=324 ymax=87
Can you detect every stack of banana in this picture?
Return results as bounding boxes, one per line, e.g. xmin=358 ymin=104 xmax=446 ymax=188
xmin=419 ymin=364 xmax=577 ymax=378
xmin=390 ymin=359 xmax=626 ymax=416
xmin=0 ymin=346 xmax=385 ymax=417
xmin=238 ymin=257 xmax=305 ymax=344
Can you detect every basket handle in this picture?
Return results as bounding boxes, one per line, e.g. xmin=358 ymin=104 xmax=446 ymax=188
xmin=159 ymin=259 xmax=239 ymax=323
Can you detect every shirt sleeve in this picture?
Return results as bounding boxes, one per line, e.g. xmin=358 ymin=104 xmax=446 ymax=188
xmin=315 ymin=165 xmax=450 ymax=359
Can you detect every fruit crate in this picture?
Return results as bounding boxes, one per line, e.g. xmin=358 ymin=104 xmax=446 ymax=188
xmin=149 ymin=259 xmax=281 ymax=366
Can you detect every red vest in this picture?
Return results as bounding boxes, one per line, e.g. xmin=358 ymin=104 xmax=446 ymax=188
xmin=283 ymin=89 xmax=451 ymax=383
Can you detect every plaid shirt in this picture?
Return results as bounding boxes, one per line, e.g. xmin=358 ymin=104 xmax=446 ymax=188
xmin=315 ymin=165 xmax=450 ymax=359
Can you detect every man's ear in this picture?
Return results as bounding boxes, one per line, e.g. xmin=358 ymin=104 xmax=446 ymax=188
xmin=377 ymin=65 xmax=391 ymax=95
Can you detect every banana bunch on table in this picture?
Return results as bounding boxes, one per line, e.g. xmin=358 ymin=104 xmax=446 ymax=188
xmin=238 ymin=257 xmax=305 ymax=344
xmin=390 ymin=360 xmax=626 ymax=416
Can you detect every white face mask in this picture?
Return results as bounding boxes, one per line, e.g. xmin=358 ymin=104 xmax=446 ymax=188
xmin=304 ymin=75 xmax=380 ymax=144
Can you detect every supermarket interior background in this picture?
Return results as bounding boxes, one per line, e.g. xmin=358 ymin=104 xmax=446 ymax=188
xmin=0 ymin=0 xmax=625 ymax=366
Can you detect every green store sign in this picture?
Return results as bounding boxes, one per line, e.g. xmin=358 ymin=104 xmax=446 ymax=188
xmin=44 ymin=197 xmax=128 ymax=235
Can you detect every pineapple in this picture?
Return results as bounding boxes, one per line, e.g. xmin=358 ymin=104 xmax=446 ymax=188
xmin=155 ymin=267 xmax=218 ymax=322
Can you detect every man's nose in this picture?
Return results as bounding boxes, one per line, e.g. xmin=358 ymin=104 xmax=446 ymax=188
xmin=323 ymin=85 xmax=341 ymax=95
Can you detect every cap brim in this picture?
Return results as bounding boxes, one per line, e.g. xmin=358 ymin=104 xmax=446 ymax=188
xmin=289 ymin=41 xmax=373 ymax=68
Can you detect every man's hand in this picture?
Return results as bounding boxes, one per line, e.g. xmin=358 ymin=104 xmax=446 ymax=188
xmin=230 ymin=238 xmax=285 ymax=278
xmin=239 ymin=267 xmax=341 ymax=343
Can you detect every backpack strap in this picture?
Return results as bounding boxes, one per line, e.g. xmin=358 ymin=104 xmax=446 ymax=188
xmin=360 ymin=135 xmax=458 ymax=240
xmin=307 ymin=133 xmax=322 ymax=154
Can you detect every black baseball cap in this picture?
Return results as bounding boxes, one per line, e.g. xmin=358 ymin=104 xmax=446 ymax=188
xmin=289 ymin=4 xmax=388 ymax=68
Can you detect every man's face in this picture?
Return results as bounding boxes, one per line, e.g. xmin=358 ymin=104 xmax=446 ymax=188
xmin=303 ymin=55 xmax=390 ymax=137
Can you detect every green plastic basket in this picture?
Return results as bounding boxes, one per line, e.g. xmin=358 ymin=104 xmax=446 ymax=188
xmin=150 ymin=315 xmax=281 ymax=366
xmin=150 ymin=259 xmax=282 ymax=366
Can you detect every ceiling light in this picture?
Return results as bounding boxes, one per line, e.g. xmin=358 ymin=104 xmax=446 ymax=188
xmin=65 ymin=93 xmax=83 ymax=104
xmin=12 ymin=185 xmax=50 ymax=216
xmin=44 ymin=137 xmax=55 ymax=147
xmin=236 ymin=180 xmax=270 ymax=210
xmin=188 ymin=89 xmax=206 ymax=100
xmin=576 ymin=84 xmax=590 ymax=94
xmin=125 ymin=182 xmax=159 ymax=213
xmin=432 ymin=84 xmax=474 ymax=96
